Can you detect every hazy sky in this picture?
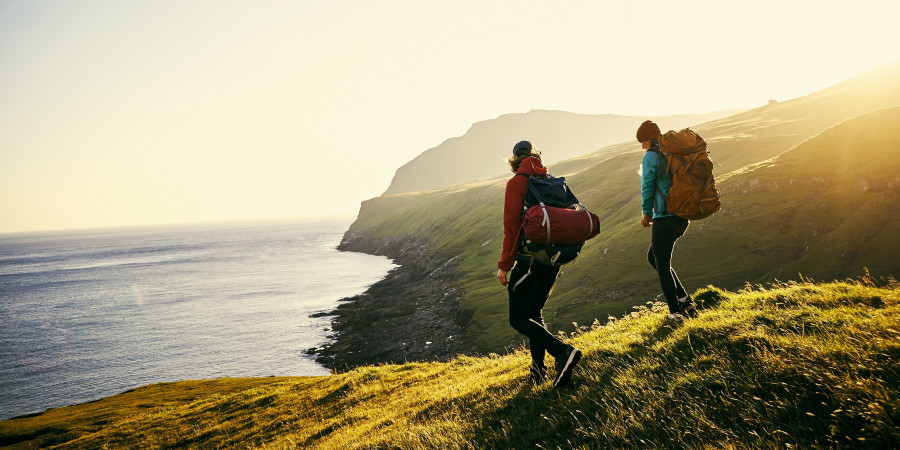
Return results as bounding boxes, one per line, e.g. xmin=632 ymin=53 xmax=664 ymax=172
xmin=2 ymin=0 xmax=899 ymax=233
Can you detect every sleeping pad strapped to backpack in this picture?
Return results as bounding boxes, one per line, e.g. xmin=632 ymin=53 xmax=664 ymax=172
xmin=519 ymin=175 xmax=600 ymax=266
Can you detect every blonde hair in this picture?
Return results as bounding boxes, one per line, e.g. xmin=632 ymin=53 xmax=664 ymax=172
xmin=507 ymin=150 xmax=542 ymax=173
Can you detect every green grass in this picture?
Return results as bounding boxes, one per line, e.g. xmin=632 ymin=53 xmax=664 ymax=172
xmin=2 ymin=277 xmax=898 ymax=448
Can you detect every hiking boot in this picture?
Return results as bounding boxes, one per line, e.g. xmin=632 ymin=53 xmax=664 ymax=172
xmin=679 ymin=302 xmax=697 ymax=318
xmin=677 ymin=297 xmax=697 ymax=318
xmin=529 ymin=364 xmax=548 ymax=385
xmin=553 ymin=345 xmax=582 ymax=388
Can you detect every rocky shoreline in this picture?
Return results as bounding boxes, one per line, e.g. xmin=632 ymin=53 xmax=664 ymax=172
xmin=309 ymin=232 xmax=464 ymax=371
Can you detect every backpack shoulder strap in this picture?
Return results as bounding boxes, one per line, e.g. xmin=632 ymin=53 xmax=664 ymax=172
xmin=648 ymin=146 xmax=667 ymax=179
xmin=647 ymin=147 xmax=669 ymax=211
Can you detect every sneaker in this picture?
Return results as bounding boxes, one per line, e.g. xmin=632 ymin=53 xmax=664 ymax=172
xmin=553 ymin=345 xmax=582 ymax=388
xmin=529 ymin=364 xmax=547 ymax=385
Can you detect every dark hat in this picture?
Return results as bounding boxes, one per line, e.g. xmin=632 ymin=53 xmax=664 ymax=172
xmin=512 ymin=140 xmax=533 ymax=156
xmin=636 ymin=120 xmax=661 ymax=143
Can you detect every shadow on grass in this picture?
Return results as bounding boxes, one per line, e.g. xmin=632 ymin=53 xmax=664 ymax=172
xmin=463 ymin=318 xmax=699 ymax=448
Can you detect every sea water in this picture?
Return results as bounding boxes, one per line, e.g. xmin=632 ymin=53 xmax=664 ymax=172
xmin=0 ymin=217 xmax=395 ymax=420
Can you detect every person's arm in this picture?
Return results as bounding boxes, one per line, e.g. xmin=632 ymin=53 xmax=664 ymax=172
xmin=640 ymin=151 xmax=657 ymax=227
xmin=498 ymin=176 xmax=526 ymax=279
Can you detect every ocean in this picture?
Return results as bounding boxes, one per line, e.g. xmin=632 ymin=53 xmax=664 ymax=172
xmin=0 ymin=217 xmax=396 ymax=420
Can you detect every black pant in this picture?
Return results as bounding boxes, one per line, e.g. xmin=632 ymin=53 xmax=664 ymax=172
xmin=648 ymin=215 xmax=690 ymax=313
xmin=508 ymin=260 xmax=566 ymax=368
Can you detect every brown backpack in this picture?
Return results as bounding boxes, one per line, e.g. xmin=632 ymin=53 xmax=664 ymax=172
xmin=654 ymin=128 xmax=721 ymax=220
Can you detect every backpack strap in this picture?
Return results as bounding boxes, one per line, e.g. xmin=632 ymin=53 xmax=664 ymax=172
xmin=513 ymin=173 xmax=534 ymax=260
xmin=648 ymin=146 xmax=669 ymax=213
xmin=648 ymin=146 xmax=668 ymax=178
xmin=511 ymin=258 xmax=534 ymax=291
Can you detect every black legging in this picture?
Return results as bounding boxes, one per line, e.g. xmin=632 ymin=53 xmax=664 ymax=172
xmin=508 ymin=260 xmax=566 ymax=369
xmin=648 ymin=215 xmax=690 ymax=313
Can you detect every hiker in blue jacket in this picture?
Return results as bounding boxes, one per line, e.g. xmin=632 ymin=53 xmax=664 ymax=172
xmin=637 ymin=120 xmax=697 ymax=318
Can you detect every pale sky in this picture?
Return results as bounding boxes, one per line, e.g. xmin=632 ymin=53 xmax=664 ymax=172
xmin=2 ymin=0 xmax=899 ymax=233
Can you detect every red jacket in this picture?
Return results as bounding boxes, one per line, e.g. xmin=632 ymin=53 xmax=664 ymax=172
xmin=498 ymin=156 xmax=548 ymax=271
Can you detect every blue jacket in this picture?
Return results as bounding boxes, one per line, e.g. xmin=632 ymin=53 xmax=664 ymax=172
xmin=641 ymin=141 xmax=674 ymax=219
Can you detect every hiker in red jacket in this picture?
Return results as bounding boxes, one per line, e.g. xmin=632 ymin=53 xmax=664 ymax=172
xmin=497 ymin=140 xmax=582 ymax=388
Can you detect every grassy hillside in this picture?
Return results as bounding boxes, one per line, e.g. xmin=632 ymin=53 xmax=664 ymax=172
xmin=545 ymin=105 xmax=900 ymax=341
xmin=345 ymin=99 xmax=900 ymax=355
xmin=551 ymin=59 xmax=900 ymax=179
xmin=3 ymin=278 xmax=897 ymax=448
xmin=343 ymin=61 xmax=900 ymax=354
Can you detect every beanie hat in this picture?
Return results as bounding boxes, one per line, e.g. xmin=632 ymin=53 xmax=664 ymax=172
xmin=636 ymin=120 xmax=661 ymax=143
xmin=512 ymin=140 xmax=533 ymax=156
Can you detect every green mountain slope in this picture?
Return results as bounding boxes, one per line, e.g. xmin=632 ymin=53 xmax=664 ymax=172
xmin=704 ymin=105 xmax=900 ymax=281
xmin=337 ymin=61 xmax=900 ymax=357
xmin=544 ymin=106 xmax=900 ymax=348
xmin=3 ymin=279 xmax=897 ymax=448
xmin=551 ymin=59 xmax=900 ymax=179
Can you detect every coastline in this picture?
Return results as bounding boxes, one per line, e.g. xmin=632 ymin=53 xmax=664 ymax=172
xmin=0 ymin=218 xmax=381 ymax=420
xmin=311 ymin=232 xmax=464 ymax=370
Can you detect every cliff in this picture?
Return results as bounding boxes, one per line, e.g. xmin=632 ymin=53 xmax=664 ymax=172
xmin=312 ymin=233 xmax=464 ymax=369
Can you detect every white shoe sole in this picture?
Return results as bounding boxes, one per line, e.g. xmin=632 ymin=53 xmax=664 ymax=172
xmin=554 ymin=349 xmax=582 ymax=388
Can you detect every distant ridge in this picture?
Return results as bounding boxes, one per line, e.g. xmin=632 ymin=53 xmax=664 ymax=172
xmin=383 ymin=109 xmax=743 ymax=194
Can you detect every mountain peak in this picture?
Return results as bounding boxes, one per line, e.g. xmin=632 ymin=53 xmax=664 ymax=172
xmin=383 ymin=109 xmax=742 ymax=195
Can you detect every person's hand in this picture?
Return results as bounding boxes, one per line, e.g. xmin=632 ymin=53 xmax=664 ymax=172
xmin=497 ymin=269 xmax=509 ymax=285
xmin=640 ymin=214 xmax=652 ymax=227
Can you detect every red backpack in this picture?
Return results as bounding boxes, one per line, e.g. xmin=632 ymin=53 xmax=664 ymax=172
xmin=523 ymin=204 xmax=599 ymax=245
xmin=518 ymin=175 xmax=600 ymax=266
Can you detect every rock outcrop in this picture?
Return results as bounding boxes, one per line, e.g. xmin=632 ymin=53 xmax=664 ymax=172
xmin=311 ymin=233 xmax=463 ymax=370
